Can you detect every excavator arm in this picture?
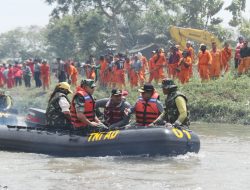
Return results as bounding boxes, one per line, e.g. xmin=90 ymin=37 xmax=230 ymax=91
xmin=169 ymin=26 xmax=222 ymax=49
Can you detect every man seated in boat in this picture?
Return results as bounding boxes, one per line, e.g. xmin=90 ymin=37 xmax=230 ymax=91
xmin=127 ymin=84 xmax=164 ymax=127
xmin=95 ymin=89 xmax=131 ymax=130
xmin=70 ymin=79 xmax=107 ymax=134
xmin=46 ymin=82 xmax=73 ymax=129
xmin=0 ymin=90 xmax=13 ymax=112
xmin=150 ymin=78 xmax=190 ymax=129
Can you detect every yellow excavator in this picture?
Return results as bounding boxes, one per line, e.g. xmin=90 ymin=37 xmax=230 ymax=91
xmin=169 ymin=26 xmax=222 ymax=49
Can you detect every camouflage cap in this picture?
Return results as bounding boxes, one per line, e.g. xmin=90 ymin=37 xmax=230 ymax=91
xmin=111 ymin=89 xmax=122 ymax=96
xmin=161 ymin=78 xmax=177 ymax=89
xmin=81 ymin=79 xmax=96 ymax=88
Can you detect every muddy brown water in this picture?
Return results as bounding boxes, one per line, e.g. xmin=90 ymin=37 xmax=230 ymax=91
xmin=0 ymin=122 xmax=249 ymax=190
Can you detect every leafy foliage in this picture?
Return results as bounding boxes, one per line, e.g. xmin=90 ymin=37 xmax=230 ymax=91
xmin=239 ymin=18 xmax=250 ymax=40
xmin=43 ymin=0 xmax=238 ymax=58
xmin=74 ymin=11 xmax=109 ymax=58
xmin=0 ymin=26 xmax=48 ymax=61
xmin=225 ymin=0 xmax=246 ymax=27
xmin=45 ymin=16 xmax=76 ymax=59
xmin=1 ymin=0 xmax=249 ymax=60
xmin=176 ymin=0 xmax=224 ymax=29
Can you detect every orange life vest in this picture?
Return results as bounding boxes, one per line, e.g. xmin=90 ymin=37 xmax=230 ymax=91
xmin=70 ymin=88 xmax=95 ymax=128
xmin=135 ymin=92 xmax=160 ymax=126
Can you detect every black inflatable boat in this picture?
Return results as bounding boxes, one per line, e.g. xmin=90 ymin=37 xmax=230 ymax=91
xmin=0 ymin=124 xmax=200 ymax=157
xmin=0 ymin=107 xmax=200 ymax=157
xmin=0 ymin=111 xmax=18 ymax=126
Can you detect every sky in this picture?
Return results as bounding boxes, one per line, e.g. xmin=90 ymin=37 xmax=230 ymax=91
xmin=217 ymin=0 xmax=250 ymax=26
xmin=0 ymin=0 xmax=249 ymax=34
xmin=0 ymin=0 xmax=52 ymax=34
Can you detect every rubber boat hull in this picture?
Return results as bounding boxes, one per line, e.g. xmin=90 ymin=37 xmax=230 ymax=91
xmin=0 ymin=125 xmax=200 ymax=157
xmin=0 ymin=112 xmax=18 ymax=126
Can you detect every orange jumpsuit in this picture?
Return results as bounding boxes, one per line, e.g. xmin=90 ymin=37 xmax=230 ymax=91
xmin=139 ymin=56 xmax=148 ymax=84
xmin=210 ymin=49 xmax=222 ymax=78
xmin=65 ymin=61 xmax=71 ymax=77
xmin=238 ymin=47 xmax=250 ymax=75
xmin=151 ymin=53 xmax=167 ymax=82
xmin=185 ymin=46 xmax=195 ymax=77
xmin=178 ymin=56 xmax=192 ymax=84
xmin=106 ymin=62 xmax=114 ymax=88
xmin=113 ymin=61 xmax=125 ymax=89
xmin=68 ymin=64 xmax=78 ymax=86
xmin=221 ymin=47 xmax=232 ymax=73
xmin=198 ymin=51 xmax=212 ymax=81
xmin=99 ymin=59 xmax=108 ymax=86
xmin=124 ymin=59 xmax=131 ymax=82
xmin=129 ymin=69 xmax=139 ymax=88
xmin=40 ymin=63 xmax=50 ymax=90
xmin=7 ymin=67 xmax=14 ymax=89
xmin=168 ymin=51 xmax=181 ymax=79
xmin=85 ymin=64 xmax=96 ymax=80
xmin=125 ymin=60 xmax=133 ymax=87
xmin=68 ymin=63 xmax=73 ymax=81
xmin=238 ymin=57 xmax=250 ymax=74
xmin=72 ymin=66 xmax=78 ymax=86
xmin=129 ymin=59 xmax=141 ymax=88
xmin=148 ymin=56 xmax=156 ymax=83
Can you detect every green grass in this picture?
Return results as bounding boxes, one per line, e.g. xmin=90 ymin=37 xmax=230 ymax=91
xmin=179 ymin=74 xmax=250 ymax=124
xmin=4 ymin=72 xmax=250 ymax=125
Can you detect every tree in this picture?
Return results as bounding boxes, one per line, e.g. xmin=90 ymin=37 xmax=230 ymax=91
xmin=45 ymin=16 xmax=76 ymax=59
xmin=0 ymin=26 xmax=48 ymax=60
xmin=225 ymin=0 xmax=246 ymax=27
xmin=74 ymin=11 xmax=109 ymax=58
xmin=44 ymin=0 xmax=235 ymax=56
xmin=239 ymin=18 xmax=250 ymax=40
xmin=0 ymin=29 xmax=23 ymax=59
xmin=144 ymin=1 xmax=172 ymax=35
xmin=45 ymin=0 xmax=147 ymax=51
xmin=175 ymin=0 xmax=224 ymax=29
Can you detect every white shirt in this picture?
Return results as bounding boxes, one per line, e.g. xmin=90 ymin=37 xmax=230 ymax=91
xmin=59 ymin=97 xmax=70 ymax=112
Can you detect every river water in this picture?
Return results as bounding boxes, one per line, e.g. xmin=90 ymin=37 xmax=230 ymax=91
xmin=0 ymin=122 xmax=250 ymax=190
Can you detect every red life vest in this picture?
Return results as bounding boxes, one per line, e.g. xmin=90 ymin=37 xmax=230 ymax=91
xmin=135 ymin=92 xmax=160 ymax=126
xmin=70 ymin=88 xmax=95 ymax=128
xmin=104 ymin=100 xmax=125 ymax=126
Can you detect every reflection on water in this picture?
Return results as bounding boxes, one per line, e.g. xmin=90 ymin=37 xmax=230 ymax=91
xmin=0 ymin=123 xmax=250 ymax=190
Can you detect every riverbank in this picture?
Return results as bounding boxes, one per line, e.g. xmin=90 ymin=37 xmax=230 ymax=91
xmin=5 ymin=73 xmax=250 ymax=125
xmin=181 ymin=74 xmax=250 ymax=124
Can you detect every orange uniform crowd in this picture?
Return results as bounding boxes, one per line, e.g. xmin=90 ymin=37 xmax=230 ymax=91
xmin=1 ymin=38 xmax=250 ymax=90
